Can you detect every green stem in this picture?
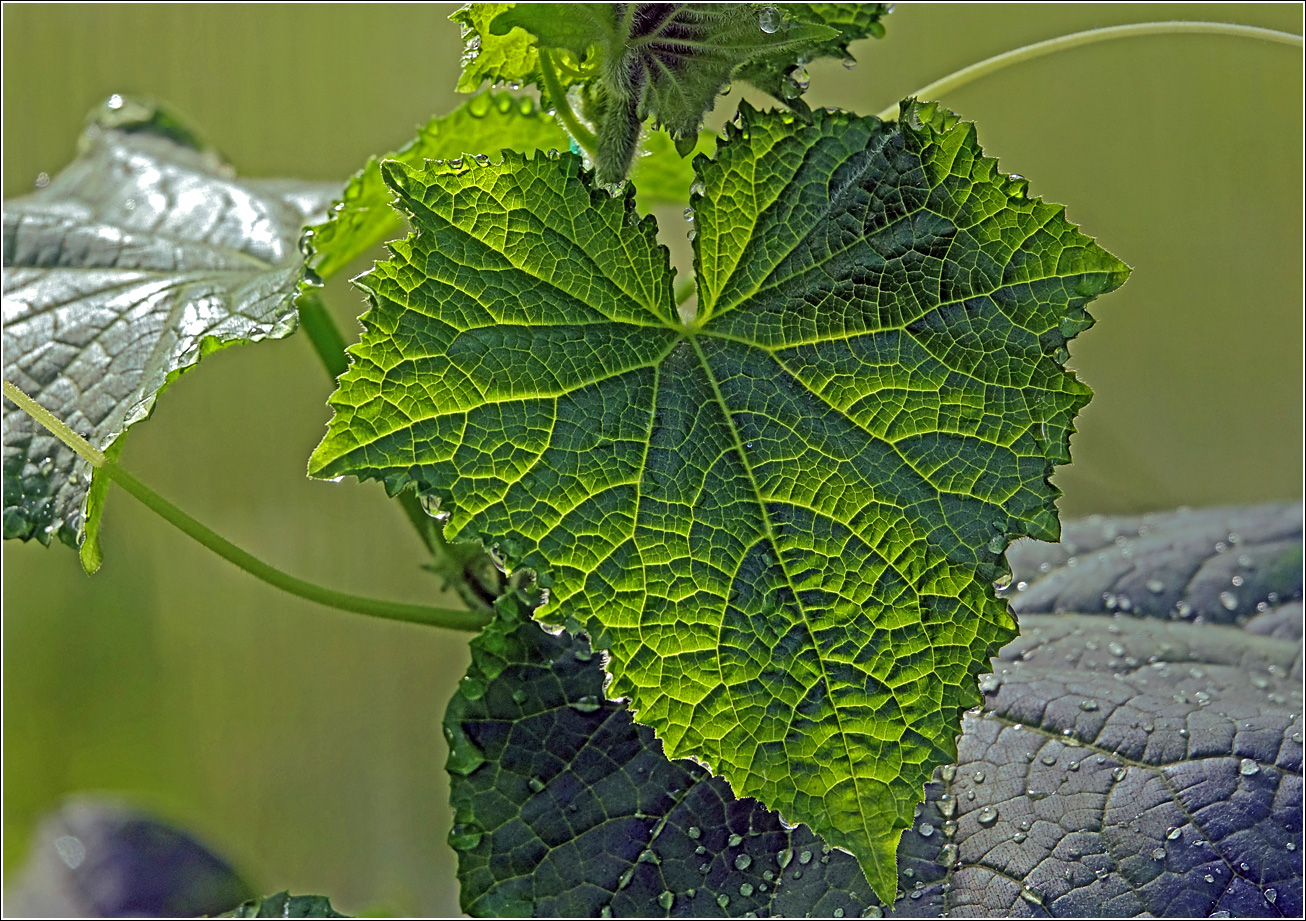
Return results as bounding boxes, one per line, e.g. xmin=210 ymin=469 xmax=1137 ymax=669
xmin=674 ymin=276 xmax=696 ymax=307
xmin=877 ymin=21 xmax=1304 ymax=121
xmin=2 ymin=378 xmax=488 ymax=633
xmin=2 ymin=378 xmax=105 ymax=467
xmin=296 ymin=291 xmax=349 ymax=383
xmin=538 ymin=48 xmax=599 ymax=159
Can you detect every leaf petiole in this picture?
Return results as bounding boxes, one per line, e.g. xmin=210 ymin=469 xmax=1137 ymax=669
xmin=2 ymin=378 xmax=488 ymax=633
xmin=878 ymin=20 xmax=1304 ymax=122
xmin=538 ymin=49 xmax=599 ymax=160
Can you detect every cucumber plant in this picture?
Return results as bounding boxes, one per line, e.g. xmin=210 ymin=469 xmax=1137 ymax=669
xmin=3 ymin=4 xmax=1299 ymax=916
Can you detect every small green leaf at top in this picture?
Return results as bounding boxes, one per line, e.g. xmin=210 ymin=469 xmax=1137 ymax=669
xmin=2 ymin=96 xmax=337 ymax=569
xmin=220 ymin=891 xmax=348 ymax=918
xmin=309 ymin=99 xmax=1128 ymax=900
xmin=304 ymin=92 xmax=570 ymax=282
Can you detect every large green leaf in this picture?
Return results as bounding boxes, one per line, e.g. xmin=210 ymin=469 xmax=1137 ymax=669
xmin=310 ymin=99 xmax=1128 ymax=898
xmin=2 ymin=96 xmax=337 ymax=569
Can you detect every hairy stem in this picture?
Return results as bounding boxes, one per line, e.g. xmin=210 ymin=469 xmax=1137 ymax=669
xmin=539 ymin=49 xmax=599 ymax=159
xmin=2 ymin=379 xmax=488 ymax=632
xmin=877 ymin=21 xmax=1304 ymax=121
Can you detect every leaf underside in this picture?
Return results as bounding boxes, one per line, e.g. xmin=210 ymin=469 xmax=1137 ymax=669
xmin=311 ymin=99 xmax=1129 ymax=898
xmin=903 ymin=503 xmax=1303 ymax=917
xmin=1 ymin=96 xmax=337 ymax=568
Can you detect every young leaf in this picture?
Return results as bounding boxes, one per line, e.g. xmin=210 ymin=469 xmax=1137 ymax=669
xmin=452 ymin=3 xmax=550 ymax=95
xmin=306 ymin=92 xmax=571 ymax=282
xmin=446 ymin=587 xmax=888 ymax=917
xmin=2 ymin=96 xmax=337 ymax=569
xmin=309 ymin=100 xmax=1128 ymax=899
xmin=490 ymin=4 xmax=840 ymax=179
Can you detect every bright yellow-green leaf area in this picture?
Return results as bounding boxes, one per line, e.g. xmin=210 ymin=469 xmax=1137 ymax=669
xmin=310 ymin=99 xmax=1128 ymax=899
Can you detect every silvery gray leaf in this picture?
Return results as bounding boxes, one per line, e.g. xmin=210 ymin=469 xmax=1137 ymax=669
xmin=2 ymin=95 xmax=339 ymax=566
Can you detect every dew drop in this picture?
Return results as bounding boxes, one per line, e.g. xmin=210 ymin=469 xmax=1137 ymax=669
xmin=658 ymin=891 xmax=674 ymax=911
xmin=1146 ymin=579 xmax=1165 ymax=594
xmin=739 ymin=882 xmax=754 ymax=897
xmin=735 ymin=853 xmax=752 ymax=870
xmin=511 ymin=690 xmax=528 ymax=704
xmin=618 ymin=867 xmax=635 ymax=890
xmin=757 ymin=6 xmax=781 ymax=33
xmin=34 ymin=171 xmax=50 ymax=189
xmin=918 ymin=823 xmax=935 ymax=838
xmin=448 ymin=823 xmax=483 ymax=851
xmin=528 ymin=777 xmax=545 ymax=793
xmin=799 ymin=849 xmax=813 ymax=864
xmin=573 ymin=647 xmax=593 ymax=662
xmin=976 ymin=806 xmax=999 ymax=827
xmin=1167 ymin=826 xmax=1182 ymax=840
xmin=973 ymin=770 xmax=985 ymax=783
xmin=941 ymin=764 xmax=957 ymax=782
xmin=1239 ymin=758 xmax=1260 ymax=776
xmin=1020 ymin=886 xmax=1044 ymax=907
xmin=977 ymin=673 xmax=1001 ymax=693
xmin=1112 ymin=767 xmax=1127 ymax=782
xmin=683 ymin=206 xmax=695 ymax=222
xmin=1079 ymin=699 xmax=1100 ymax=712
xmin=1204 ymin=874 xmax=1215 ymax=883
xmin=1152 ymin=847 xmax=1166 ymax=860
xmin=717 ymin=895 xmax=730 ymax=909
xmin=1219 ymin=591 xmax=1238 ymax=611
xmin=570 ymin=696 xmax=601 ymax=713
xmin=688 ymin=826 xmax=701 ymax=839
xmin=1266 ymin=889 xmax=1278 ymax=904
xmin=777 ymin=847 xmax=792 ymax=868
xmin=728 ymin=833 xmax=743 ymax=847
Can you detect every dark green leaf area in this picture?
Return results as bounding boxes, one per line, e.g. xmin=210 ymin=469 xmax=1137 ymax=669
xmin=2 ymin=95 xmax=336 ymax=568
xmin=221 ymin=892 xmax=348 ymax=918
xmin=447 ymin=589 xmax=885 ymax=918
xmin=312 ymin=101 xmax=1128 ymax=900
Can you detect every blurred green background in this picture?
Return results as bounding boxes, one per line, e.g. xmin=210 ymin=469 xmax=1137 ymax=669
xmin=3 ymin=3 xmax=1301 ymax=915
